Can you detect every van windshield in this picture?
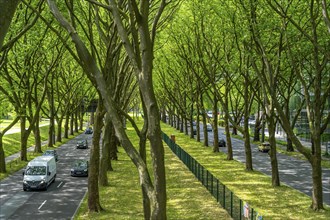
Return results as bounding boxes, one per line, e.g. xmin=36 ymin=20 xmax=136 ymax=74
xmin=25 ymin=166 xmax=46 ymax=175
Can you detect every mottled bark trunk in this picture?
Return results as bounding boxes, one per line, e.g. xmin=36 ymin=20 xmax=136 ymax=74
xmin=33 ymin=120 xmax=42 ymax=153
xmin=20 ymin=116 xmax=28 ymax=161
xmin=48 ymin=113 xmax=55 ymax=148
xmin=286 ymin=137 xmax=294 ymax=152
xmin=74 ymin=110 xmax=79 ymax=132
xmin=139 ymin=120 xmax=150 ymax=220
xmin=99 ymin=114 xmax=111 ymax=186
xmin=109 ymin=127 xmax=118 ymax=162
xmin=212 ymin=97 xmax=219 ymax=153
xmin=64 ymin=113 xmax=69 ymax=139
xmin=268 ymin=117 xmax=280 ymax=186
xmin=224 ymin=112 xmax=233 ymax=160
xmin=0 ymin=133 xmax=6 ymax=173
xmin=56 ymin=118 xmax=63 ymax=142
xmin=70 ymin=113 xmax=74 ymax=135
xmin=311 ymin=152 xmax=324 ymax=210
xmin=88 ymin=100 xmax=104 ymax=212
xmin=0 ymin=0 xmax=20 ymax=50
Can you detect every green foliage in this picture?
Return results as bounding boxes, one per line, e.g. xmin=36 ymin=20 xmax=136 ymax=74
xmin=161 ymin=123 xmax=330 ymax=219
xmin=75 ymin=123 xmax=231 ymax=219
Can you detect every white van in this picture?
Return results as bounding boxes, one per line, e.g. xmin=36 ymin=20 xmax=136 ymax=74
xmin=22 ymin=156 xmax=57 ymax=191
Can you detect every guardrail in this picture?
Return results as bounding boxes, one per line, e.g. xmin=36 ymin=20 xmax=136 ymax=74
xmin=162 ymin=132 xmax=263 ymax=220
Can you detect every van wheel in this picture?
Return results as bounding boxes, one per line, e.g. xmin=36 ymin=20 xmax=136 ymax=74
xmin=23 ymin=188 xmax=27 ymax=191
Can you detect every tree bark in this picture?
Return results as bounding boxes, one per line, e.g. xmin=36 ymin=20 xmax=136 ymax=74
xmin=99 ymin=113 xmax=111 ymax=186
xmin=0 ymin=133 xmax=6 ymax=173
xmin=33 ymin=120 xmax=42 ymax=153
xmin=0 ymin=0 xmax=20 ymax=50
xmin=88 ymin=99 xmax=104 ymax=212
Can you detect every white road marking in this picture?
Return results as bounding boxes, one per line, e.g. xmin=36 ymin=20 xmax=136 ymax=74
xmin=57 ymin=181 xmax=63 ymax=188
xmin=38 ymin=200 xmax=47 ymax=210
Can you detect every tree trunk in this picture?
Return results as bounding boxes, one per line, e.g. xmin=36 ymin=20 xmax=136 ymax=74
xmin=64 ymin=113 xmax=69 ymax=139
xmin=0 ymin=133 xmax=6 ymax=173
xmin=99 ymin=114 xmax=111 ymax=186
xmin=286 ymin=137 xmax=294 ymax=152
xmin=268 ymin=116 xmax=280 ymax=186
xmin=212 ymin=96 xmax=219 ymax=153
xmin=88 ymin=99 xmax=104 ymax=212
xmin=311 ymin=153 xmax=324 ymax=210
xmin=20 ymin=116 xmax=28 ymax=161
xmin=224 ymin=112 xmax=233 ymax=160
xmin=0 ymin=0 xmax=20 ymax=50
xmin=109 ymin=126 xmax=118 ymax=162
xmin=74 ymin=110 xmax=79 ymax=132
xmin=70 ymin=113 xmax=74 ymax=135
xmin=139 ymin=118 xmax=150 ymax=220
xmin=56 ymin=117 xmax=63 ymax=142
xmin=33 ymin=120 xmax=42 ymax=153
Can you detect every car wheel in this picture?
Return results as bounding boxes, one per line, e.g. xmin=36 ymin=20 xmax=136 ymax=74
xmin=23 ymin=187 xmax=27 ymax=191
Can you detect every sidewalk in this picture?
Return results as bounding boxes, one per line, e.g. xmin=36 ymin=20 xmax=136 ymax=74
xmin=5 ymin=140 xmax=48 ymax=164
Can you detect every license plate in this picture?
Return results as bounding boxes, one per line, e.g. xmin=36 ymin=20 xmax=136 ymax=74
xmin=76 ymin=172 xmax=81 ymax=174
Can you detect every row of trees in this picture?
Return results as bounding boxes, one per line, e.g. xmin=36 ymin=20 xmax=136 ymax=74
xmin=0 ymin=0 xmax=328 ymax=217
xmin=155 ymin=0 xmax=330 ymax=211
xmin=0 ymin=0 xmax=95 ymax=173
xmin=0 ymin=0 xmax=182 ymax=219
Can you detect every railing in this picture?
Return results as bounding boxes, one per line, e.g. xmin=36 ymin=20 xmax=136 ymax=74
xmin=162 ymin=132 xmax=263 ymax=220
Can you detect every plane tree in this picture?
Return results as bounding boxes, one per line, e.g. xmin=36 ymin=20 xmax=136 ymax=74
xmin=244 ymin=0 xmax=330 ymax=209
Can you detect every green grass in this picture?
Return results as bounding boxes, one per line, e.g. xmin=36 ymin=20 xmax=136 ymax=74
xmin=2 ymin=125 xmax=50 ymax=156
xmin=162 ymin=123 xmax=330 ymax=219
xmin=75 ymin=126 xmax=231 ymax=220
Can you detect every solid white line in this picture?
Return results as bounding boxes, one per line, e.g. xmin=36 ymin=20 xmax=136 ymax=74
xmin=38 ymin=200 xmax=47 ymax=210
xmin=57 ymin=181 xmax=63 ymax=188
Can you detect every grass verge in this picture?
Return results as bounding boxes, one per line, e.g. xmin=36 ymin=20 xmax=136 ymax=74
xmin=75 ymin=126 xmax=231 ymax=220
xmin=162 ymin=123 xmax=330 ymax=219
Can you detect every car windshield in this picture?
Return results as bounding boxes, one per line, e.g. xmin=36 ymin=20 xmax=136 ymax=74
xmin=74 ymin=161 xmax=87 ymax=168
xmin=78 ymin=140 xmax=85 ymax=144
xmin=44 ymin=151 xmax=54 ymax=155
xmin=25 ymin=166 xmax=46 ymax=175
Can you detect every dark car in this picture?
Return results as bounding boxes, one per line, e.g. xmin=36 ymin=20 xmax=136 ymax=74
xmin=218 ymin=139 xmax=226 ymax=148
xmin=71 ymin=160 xmax=89 ymax=177
xmin=84 ymin=127 xmax=93 ymax=134
xmin=258 ymin=142 xmax=271 ymax=153
xmin=42 ymin=149 xmax=58 ymax=162
xmin=76 ymin=140 xmax=88 ymax=149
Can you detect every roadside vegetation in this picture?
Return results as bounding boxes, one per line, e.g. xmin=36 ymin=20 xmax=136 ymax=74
xmin=75 ymin=124 xmax=231 ymax=220
xmin=161 ymin=123 xmax=330 ymax=219
xmin=0 ymin=125 xmax=82 ymax=181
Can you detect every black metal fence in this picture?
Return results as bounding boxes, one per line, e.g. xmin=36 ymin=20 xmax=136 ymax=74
xmin=162 ymin=132 xmax=263 ymax=220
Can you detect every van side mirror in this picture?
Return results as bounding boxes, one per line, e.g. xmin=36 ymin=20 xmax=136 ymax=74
xmin=22 ymin=170 xmax=25 ymax=176
xmin=48 ymin=172 xmax=51 ymax=176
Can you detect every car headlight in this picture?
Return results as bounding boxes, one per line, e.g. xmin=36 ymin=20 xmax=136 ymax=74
xmin=23 ymin=180 xmax=28 ymax=184
xmin=71 ymin=169 xmax=74 ymax=172
xmin=84 ymin=169 xmax=87 ymax=172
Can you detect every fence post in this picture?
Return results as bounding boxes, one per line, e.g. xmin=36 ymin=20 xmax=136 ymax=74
xmin=223 ymin=185 xmax=226 ymax=208
xmin=239 ymin=200 xmax=242 ymax=220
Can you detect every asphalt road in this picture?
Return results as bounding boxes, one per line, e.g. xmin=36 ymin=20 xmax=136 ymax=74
xmin=0 ymin=133 xmax=91 ymax=220
xmin=188 ymin=124 xmax=330 ymax=206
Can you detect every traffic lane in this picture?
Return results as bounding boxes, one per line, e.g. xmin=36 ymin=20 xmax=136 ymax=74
xmin=205 ymin=127 xmax=330 ymax=205
xmin=8 ymin=172 xmax=88 ymax=220
xmin=0 ymin=134 xmax=91 ymax=219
